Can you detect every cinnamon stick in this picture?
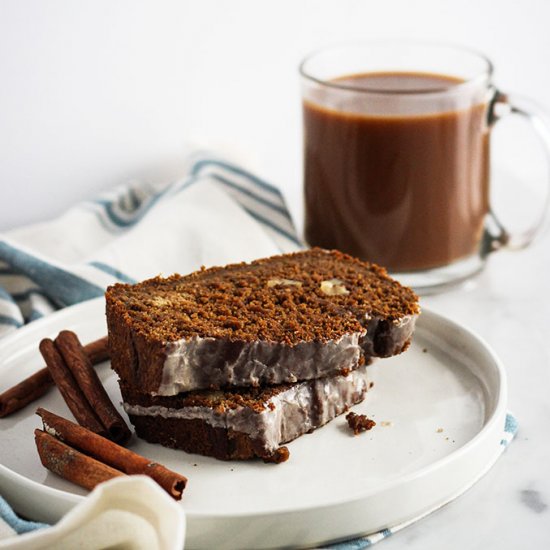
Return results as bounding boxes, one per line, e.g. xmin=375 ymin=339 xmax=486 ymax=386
xmin=55 ymin=331 xmax=130 ymax=444
xmin=35 ymin=429 xmax=125 ymax=490
xmin=37 ymin=408 xmax=187 ymax=500
xmin=39 ymin=338 xmax=107 ymax=437
xmin=0 ymin=336 xmax=108 ymax=418
xmin=0 ymin=369 xmax=52 ymax=419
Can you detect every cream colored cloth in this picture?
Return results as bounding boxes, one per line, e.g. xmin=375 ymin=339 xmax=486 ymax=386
xmin=0 ymin=521 xmax=15 ymax=541
xmin=0 ymin=477 xmax=186 ymax=550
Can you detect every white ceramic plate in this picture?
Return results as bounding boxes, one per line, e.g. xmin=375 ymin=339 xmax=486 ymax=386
xmin=0 ymin=298 xmax=506 ymax=549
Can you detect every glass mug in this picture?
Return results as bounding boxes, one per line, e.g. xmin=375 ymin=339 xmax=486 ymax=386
xmin=300 ymin=41 xmax=550 ymax=293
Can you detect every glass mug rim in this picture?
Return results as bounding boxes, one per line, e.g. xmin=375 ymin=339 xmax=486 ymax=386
xmin=299 ymin=40 xmax=494 ymax=97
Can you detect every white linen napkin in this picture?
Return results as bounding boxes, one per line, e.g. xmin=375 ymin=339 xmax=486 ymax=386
xmin=0 ymin=476 xmax=185 ymax=550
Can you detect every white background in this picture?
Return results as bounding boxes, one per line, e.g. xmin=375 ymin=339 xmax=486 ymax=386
xmin=1 ymin=0 xmax=550 ymax=232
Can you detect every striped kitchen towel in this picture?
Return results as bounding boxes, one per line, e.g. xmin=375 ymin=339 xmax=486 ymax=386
xmin=0 ymin=153 xmax=302 ymax=337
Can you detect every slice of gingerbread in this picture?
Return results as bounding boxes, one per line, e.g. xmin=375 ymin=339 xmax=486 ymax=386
xmin=120 ymin=364 xmax=371 ymax=463
xmin=106 ymin=248 xmax=419 ymax=395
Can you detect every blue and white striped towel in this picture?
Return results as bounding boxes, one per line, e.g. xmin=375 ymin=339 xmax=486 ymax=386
xmin=0 ymin=153 xmax=518 ymax=547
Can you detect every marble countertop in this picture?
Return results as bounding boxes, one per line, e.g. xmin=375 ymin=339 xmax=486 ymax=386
xmin=379 ymin=234 xmax=550 ymax=549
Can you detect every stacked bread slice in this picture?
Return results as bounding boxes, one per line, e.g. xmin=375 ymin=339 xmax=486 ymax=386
xmin=105 ymin=249 xmax=419 ymax=463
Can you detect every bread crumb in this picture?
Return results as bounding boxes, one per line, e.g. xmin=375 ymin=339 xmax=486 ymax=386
xmin=346 ymin=412 xmax=376 ymax=435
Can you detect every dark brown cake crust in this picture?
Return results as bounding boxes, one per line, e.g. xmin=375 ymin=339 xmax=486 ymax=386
xmin=128 ymin=415 xmax=282 ymax=462
xmin=106 ymin=249 xmax=419 ymax=393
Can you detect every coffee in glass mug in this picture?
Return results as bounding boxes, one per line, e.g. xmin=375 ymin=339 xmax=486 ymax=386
xmin=300 ymin=42 xmax=550 ymax=292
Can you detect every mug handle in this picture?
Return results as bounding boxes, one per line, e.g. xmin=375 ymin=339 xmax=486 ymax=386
xmin=484 ymin=89 xmax=550 ymax=254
